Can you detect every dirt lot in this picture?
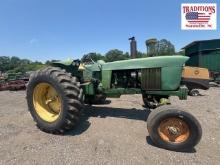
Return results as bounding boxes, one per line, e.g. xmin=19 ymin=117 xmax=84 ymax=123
xmin=0 ymin=87 xmax=220 ymax=165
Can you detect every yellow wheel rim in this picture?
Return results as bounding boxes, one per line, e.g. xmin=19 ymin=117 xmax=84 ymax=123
xmin=158 ymin=117 xmax=190 ymax=143
xmin=33 ymin=83 xmax=62 ymax=122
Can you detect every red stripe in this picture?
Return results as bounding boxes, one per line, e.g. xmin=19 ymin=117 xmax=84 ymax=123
xmin=197 ymin=18 xmax=210 ymax=20
xmin=198 ymin=16 xmax=210 ymax=17
xmin=188 ymin=20 xmax=209 ymax=22
xmin=188 ymin=18 xmax=210 ymax=21
xmin=188 ymin=21 xmax=209 ymax=23
xmin=188 ymin=23 xmax=209 ymax=25
xmin=189 ymin=22 xmax=208 ymax=24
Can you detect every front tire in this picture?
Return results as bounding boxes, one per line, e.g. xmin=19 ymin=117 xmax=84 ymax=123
xmin=147 ymin=105 xmax=202 ymax=151
xmin=27 ymin=67 xmax=83 ymax=134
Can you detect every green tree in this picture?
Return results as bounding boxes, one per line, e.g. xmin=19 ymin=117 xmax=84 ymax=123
xmin=21 ymin=59 xmax=31 ymax=65
xmin=157 ymin=39 xmax=175 ymax=56
xmin=0 ymin=56 xmax=10 ymax=72
xmin=137 ymin=51 xmax=148 ymax=58
xmin=45 ymin=60 xmax=59 ymax=65
xmin=10 ymin=56 xmax=21 ymax=70
xmin=105 ymin=49 xmax=129 ymax=62
xmin=0 ymin=56 xmax=45 ymax=74
xmin=81 ymin=52 xmax=105 ymax=63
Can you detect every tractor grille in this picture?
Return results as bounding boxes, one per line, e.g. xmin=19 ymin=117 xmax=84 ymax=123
xmin=141 ymin=68 xmax=161 ymax=90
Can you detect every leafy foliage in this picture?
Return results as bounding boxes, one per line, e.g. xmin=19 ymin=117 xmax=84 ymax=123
xmin=0 ymin=56 xmax=45 ymax=73
xmin=157 ymin=39 xmax=175 ymax=56
xmin=81 ymin=52 xmax=105 ymax=63
xmin=147 ymin=39 xmax=176 ymax=56
xmin=137 ymin=51 xmax=148 ymax=58
xmin=81 ymin=49 xmax=130 ymax=63
xmin=105 ymin=49 xmax=130 ymax=62
xmin=45 ymin=60 xmax=59 ymax=65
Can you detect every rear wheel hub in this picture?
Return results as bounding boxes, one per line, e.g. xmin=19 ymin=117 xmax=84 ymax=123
xmin=33 ymin=83 xmax=61 ymax=122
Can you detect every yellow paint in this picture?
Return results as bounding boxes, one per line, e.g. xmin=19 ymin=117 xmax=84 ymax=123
xmin=33 ymin=83 xmax=61 ymax=122
xmin=182 ymin=66 xmax=210 ymax=80
xmin=78 ymin=63 xmax=85 ymax=71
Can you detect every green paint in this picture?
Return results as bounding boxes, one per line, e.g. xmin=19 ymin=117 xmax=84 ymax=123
xmin=161 ymin=66 xmax=182 ymax=90
xmin=52 ymin=59 xmax=74 ymax=66
xmin=184 ymin=39 xmax=220 ymax=73
xmin=104 ymin=85 xmax=188 ymax=100
xmin=184 ymin=39 xmax=220 ymax=56
xmin=101 ymin=56 xmax=188 ymax=70
xmin=215 ymin=76 xmax=220 ymax=82
xmin=82 ymin=63 xmax=101 ymax=81
xmin=186 ymin=55 xmax=199 ymax=66
xmin=50 ymin=56 xmax=189 ymax=101
xmin=144 ymin=86 xmax=188 ymax=100
xmin=104 ymin=88 xmax=141 ymax=98
xmin=102 ymin=70 xmax=112 ymax=89
xmin=51 ymin=60 xmax=82 ymax=78
xmin=81 ymin=82 xmax=95 ymax=95
xmin=201 ymin=51 xmax=220 ymax=72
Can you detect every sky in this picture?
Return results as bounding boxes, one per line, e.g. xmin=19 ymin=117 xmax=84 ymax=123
xmin=0 ymin=0 xmax=219 ymax=62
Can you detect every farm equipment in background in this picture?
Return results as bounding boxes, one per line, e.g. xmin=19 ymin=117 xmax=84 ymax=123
xmin=26 ymin=38 xmax=208 ymax=151
xmin=181 ymin=66 xmax=210 ymax=96
xmin=0 ymin=73 xmax=29 ymax=91
xmin=183 ymin=39 xmax=220 ymax=84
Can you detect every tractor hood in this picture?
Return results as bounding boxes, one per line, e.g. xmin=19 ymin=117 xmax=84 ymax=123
xmin=101 ymin=56 xmax=189 ymax=71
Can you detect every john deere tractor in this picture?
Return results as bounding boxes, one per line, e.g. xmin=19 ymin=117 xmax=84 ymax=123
xmin=26 ymin=40 xmax=210 ymax=151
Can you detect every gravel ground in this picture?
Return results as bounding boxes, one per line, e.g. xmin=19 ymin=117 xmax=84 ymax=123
xmin=0 ymin=87 xmax=220 ymax=165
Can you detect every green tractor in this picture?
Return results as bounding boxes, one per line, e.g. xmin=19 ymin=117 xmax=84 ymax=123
xmin=26 ymin=54 xmax=208 ymax=151
xmin=26 ymin=38 xmax=209 ymax=151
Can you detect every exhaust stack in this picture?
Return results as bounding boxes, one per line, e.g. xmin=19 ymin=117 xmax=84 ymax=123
xmin=129 ymin=36 xmax=137 ymax=59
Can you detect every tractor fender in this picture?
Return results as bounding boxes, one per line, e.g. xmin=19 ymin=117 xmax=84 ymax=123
xmin=50 ymin=59 xmax=73 ymax=69
xmin=50 ymin=59 xmax=82 ymax=78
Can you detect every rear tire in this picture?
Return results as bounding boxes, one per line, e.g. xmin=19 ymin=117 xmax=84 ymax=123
xmin=189 ymin=89 xmax=200 ymax=96
xmin=27 ymin=67 xmax=83 ymax=134
xmin=147 ymin=105 xmax=202 ymax=151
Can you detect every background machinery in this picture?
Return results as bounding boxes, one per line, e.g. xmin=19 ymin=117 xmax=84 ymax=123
xmin=183 ymin=39 xmax=220 ymax=84
xmin=0 ymin=73 xmax=28 ymax=91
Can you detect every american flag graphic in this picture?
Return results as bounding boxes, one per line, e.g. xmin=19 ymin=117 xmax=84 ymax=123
xmin=185 ymin=12 xmax=211 ymax=24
